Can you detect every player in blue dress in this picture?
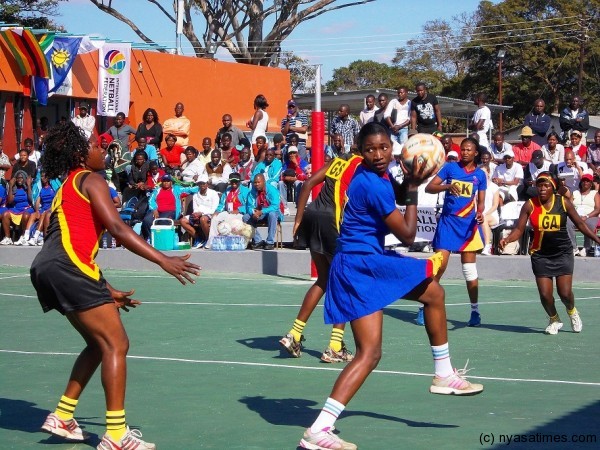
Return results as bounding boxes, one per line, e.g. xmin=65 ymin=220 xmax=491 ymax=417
xmin=425 ymin=138 xmax=487 ymax=327
xmin=299 ymin=123 xmax=483 ymax=450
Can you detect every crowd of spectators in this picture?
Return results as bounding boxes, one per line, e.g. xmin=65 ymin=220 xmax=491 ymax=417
xmin=1 ymin=89 xmax=598 ymax=256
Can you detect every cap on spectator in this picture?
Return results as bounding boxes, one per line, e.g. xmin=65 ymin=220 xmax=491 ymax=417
xmin=570 ymin=130 xmax=582 ymax=137
xmin=520 ymin=126 xmax=535 ymax=137
xmin=581 ymin=173 xmax=593 ymax=182
xmin=197 ymin=179 xmax=208 ymax=185
xmin=503 ymin=148 xmax=515 ymax=158
xmin=161 ymin=174 xmax=172 ymax=182
xmin=235 ymin=144 xmax=244 ymax=151
xmin=392 ymin=141 xmax=403 ymax=156
xmin=287 ymin=145 xmax=299 ymax=154
xmin=287 ymin=99 xmax=296 ymax=107
xmin=531 ymin=150 xmax=544 ymax=162
xmin=447 ymin=150 xmax=459 ymax=160
xmin=79 ymin=102 xmax=89 ymax=111
xmin=229 ymin=172 xmax=241 ymax=182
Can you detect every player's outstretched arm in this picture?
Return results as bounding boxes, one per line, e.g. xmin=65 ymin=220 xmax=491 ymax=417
xmin=83 ymin=173 xmax=200 ymax=284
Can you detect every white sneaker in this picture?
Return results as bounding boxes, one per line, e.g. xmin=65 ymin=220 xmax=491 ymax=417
xmin=27 ymin=238 xmax=38 ymax=246
xmin=545 ymin=319 xmax=563 ymax=335
xmin=284 ymin=207 xmax=290 ymax=216
xmin=578 ymin=248 xmax=588 ymax=257
xmin=14 ymin=235 xmax=27 ymax=246
xmin=97 ymin=427 xmax=155 ymax=450
xmin=0 ymin=237 xmax=13 ymax=245
xmin=37 ymin=237 xmax=44 ymax=246
xmin=481 ymin=244 xmax=492 ymax=256
xmin=569 ymin=310 xmax=582 ymax=333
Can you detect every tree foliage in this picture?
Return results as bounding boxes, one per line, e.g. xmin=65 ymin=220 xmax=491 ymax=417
xmin=88 ymin=0 xmax=375 ymax=65
xmin=277 ymin=51 xmax=316 ymax=94
xmin=0 ymin=0 xmax=65 ymax=30
xmin=458 ymin=0 xmax=600 ymax=121
xmin=325 ymin=60 xmax=406 ymax=91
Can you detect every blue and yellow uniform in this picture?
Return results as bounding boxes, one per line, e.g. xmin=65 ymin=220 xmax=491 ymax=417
xmin=325 ymin=165 xmax=434 ymax=324
xmin=528 ymin=194 xmax=573 ymax=277
xmin=30 ymin=169 xmax=112 ymax=314
xmin=432 ymin=162 xmax=487 ymax=252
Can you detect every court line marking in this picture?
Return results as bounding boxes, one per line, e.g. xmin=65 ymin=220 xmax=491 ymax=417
xmin=1 ymin=349 xmax=599 ymax=387
xmin=0 ymin=291 xmax=599 ymax=305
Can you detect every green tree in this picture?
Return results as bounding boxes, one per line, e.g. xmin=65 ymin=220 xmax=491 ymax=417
xmin=89 ymin=0 xmax=376 ymax=65
xmin=325 ymin=60 xmax=404 ymax=91
xmin=277 ymin=51 xmax=317 ymax=94
xmin=459 ymin=0 xmax=599 ymax=123
xmin=0 ymin=0 xmax=64 ymax=29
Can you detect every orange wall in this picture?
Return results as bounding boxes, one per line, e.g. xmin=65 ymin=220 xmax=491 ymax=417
xmin=1 ymin=45 xmax=292 ymax=148
xmin=71 ymin=49 xmax=292 ymax=144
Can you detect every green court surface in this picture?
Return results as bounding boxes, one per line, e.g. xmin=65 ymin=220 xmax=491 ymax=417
xmin=0 ymin=265 xmax=599 ymax=449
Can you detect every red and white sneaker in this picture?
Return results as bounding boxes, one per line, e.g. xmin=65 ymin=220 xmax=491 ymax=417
xmin=300 ymin=427 xmax=357 ymax=450
xmin=97 ymin=427 xmax=156 ymax=450
xmin=40 ymin=412 xmax=88 ymax=441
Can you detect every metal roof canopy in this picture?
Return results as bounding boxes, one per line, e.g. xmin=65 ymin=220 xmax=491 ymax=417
xmin=293 ymin=88 xmax=512 ymax=120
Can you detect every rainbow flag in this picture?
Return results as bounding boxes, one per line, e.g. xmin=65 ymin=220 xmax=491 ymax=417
xmin=0 ymin=29 xmax=51 ymax=78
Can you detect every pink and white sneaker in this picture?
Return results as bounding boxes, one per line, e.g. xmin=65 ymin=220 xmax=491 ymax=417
xmin=430 ymin=362 xmax=484 ymax=396
xmin=299 ymin=427 xmax=357 ymax=450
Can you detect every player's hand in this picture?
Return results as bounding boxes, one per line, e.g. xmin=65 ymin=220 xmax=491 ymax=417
xmin=498 ymin=238 xmax=507 ymax=250
xmin=476 ymin=211 xmax=484 ymax=224
xmin=111 ymin=288 xmax=141 ymax=312
xmin=292 ymin=221 xmax=300 ymax=237
xmin=448 ymin=182 xmax=461 ymax=196
xmin=159 ymin=253 xmax=201 ymax=285
xmin=402 ymin=155 xmax=437 ymax=186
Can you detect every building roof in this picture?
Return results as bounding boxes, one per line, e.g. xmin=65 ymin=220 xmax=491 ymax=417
xmin=293 ymin=88 xmax=512 ymax=120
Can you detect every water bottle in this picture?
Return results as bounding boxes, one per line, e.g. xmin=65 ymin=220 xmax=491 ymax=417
xmin=111 ymin=237 xmax=117 ymax=248
xmin=102 ymin=236 xmax=107 ymax=249
xmin=595 ymin=245 xmax=600 ymax=258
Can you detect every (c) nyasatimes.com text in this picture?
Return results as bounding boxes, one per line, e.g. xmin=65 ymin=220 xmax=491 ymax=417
xmin=479 ymin=432 xmax=597 ymax=446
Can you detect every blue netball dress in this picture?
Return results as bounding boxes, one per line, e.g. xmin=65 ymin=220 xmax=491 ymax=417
xmin=324 ymin=165 xmax=434 ymax=324
xmin=8 ymin=186 xmax=33 ymax=214
xmin=38 ymin=185 xmax=56 ymax=213
xmin=432 ymin=162 xmax=487 ymax=252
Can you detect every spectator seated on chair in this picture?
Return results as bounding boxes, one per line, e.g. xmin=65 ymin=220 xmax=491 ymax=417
xmin=569 ymin=173 xmax=600 ymax=256
xmin=480 ymin=166 xmax=500 ymax=255
xmin=492 ymin=149 xmax=522 ymax=206
xmin=251 ymin=148 xmax=283 ymax=189
xmin=206 ymin=149 xmax=231 ymax=194
xmin=0 ymin=181 xmax=7 ymax=235
xmin=141 ymin=174 xmax=198 ymax=241
xmin=160 ymin=134 xmax=185 ymax=172
xmin=205 ymin=172 xmax=250 ymax=249
xmin=180 ymin=146 xmax=207 ymax=184
xmin=519 ymin=150 xmax=552 ymax=201
xmin=180 ymin=180 xmax=220 ymax=248
xmin=123 ymin=150 xmax=150 ymax=203
xmin=243 ymin=173 xmax=283 ymax=250
xmin=1 ymin=171 xmax=34 ymax=245
xmin=12 ymin=149 xmax=37 ymax=180
xmin=22 ymin=172 xmax=56 ymax=246
xmin=278 ymin=145 xmax=307 ymax=211
xmin=235 ymin=143 xmax=255 ymax=187
xmin=146 ymin=161 xmax=166 ymax=191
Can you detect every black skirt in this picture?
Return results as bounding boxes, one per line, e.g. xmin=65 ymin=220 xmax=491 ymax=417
xmin=295 ymin=206 xmax=339 ymax=257
xmin=530 ymin=251 xmax=574 ymax=278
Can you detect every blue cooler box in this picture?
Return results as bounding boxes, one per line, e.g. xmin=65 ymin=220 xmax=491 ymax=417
xmin=151 ymin=218 xmax=177 ymax=250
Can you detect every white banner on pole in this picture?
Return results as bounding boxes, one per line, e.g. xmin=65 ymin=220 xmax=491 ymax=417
xmin=97 ymin=42 xmax=131 ymax=116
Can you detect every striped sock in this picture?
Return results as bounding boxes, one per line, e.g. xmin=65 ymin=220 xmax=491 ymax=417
xmin=54 ymin=395 xmax=78 ymax=420
xmin=310 ymin=397 xmax=345 ymax=433
xmin=329 ymin=328 xmax=344 ymax=352
xmin=106 ymin=409 xmax=127 ymax=441
xmin=432 ymin=343 xmax=454 ymax=378
xmin=289 ymin=319 xmax=306 ymax=342
xmin=471 ymin=303 xmax=479 ymax=313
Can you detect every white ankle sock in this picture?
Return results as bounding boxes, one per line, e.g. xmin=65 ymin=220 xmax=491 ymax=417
xmin=310 ymin=397 xmax=345 ymax=433
xmin=431 ymin=343 xmax=454 ymax=378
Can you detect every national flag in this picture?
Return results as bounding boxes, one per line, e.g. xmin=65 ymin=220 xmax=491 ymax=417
xmin=0 ymin=29 xmax=51 ymax=78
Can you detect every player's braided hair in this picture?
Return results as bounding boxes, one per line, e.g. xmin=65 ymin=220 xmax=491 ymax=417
xmin=41 ymin=121 xmax=90 ymax=179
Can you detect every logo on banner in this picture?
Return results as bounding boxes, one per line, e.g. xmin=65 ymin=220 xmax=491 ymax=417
xmin=103 ymin=50 xmax=127 ymax=74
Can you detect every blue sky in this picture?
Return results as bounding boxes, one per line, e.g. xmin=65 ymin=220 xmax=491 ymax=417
xmin=58 ymin=0 xmax=487 ymax=82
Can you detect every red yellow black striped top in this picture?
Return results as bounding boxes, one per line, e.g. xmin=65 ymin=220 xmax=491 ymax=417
xmin=46 ymin=169 xmax=104 ymax=280
xmin=528 ymin=194 xmax=572 ymax=256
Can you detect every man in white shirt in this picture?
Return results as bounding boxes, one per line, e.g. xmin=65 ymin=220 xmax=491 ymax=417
xmin=388 ymin=141 xmax=404 ymax=184
xmin=359 ymin=94 xmax=377 ymax=127
xmin=180 ymin=180 xmax=220 ymax=247
xmin=489 ymin=131 xmax=513 ymax=164
xmin=72 ymin=102 xmax=95 ymax=140
xmin=492 ymin=149 xmax=523 ymax=205
xmin=520 ymin=150 xmax=552 ymax=200
xmin=470 ymin=93 xmax=492 ymax=149
xmin=555 ymin=149 xmax=587 ymax=193
xmin=385 ymin=87 xmax=411 ymax=144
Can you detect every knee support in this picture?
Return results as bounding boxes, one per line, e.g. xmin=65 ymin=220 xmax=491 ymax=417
xmin=462 ymin=263 xmax=478 ymax=281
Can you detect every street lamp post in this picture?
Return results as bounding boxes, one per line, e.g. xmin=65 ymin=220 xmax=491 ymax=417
xmin=497 ymin=50 xmax=506 ymax=132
